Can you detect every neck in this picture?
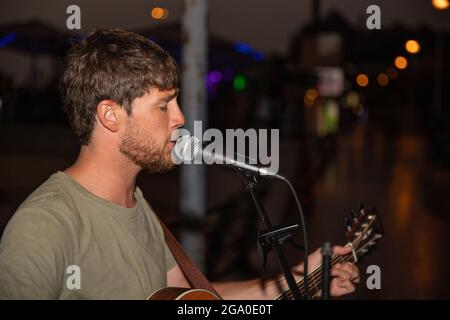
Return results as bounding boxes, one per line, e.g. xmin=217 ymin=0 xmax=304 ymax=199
xmin=276 ymin=252 xmax=354 ymax=300
xmin=64 ymin=143 xmax=141 ymax=208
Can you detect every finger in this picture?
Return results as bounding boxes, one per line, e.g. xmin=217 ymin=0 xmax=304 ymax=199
xmin=331 ymin=266 xmax=352 ymax=281
xmin=332 ymin=245 xmax=352 ymax=256
xmin=330 ymin=278 xmax=355 ymax=297
xmin=339 ymin=263 xmax=360 ymax=282
xmin=337 ymin=279 xmax=356 ymax=293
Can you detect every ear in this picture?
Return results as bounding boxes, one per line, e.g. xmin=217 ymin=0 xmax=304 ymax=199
xmin=96 ymin=100 xmax=123 ymax=133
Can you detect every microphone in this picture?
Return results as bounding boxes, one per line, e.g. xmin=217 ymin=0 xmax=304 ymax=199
xmin=172 ymin=135 xmax=281 ymax=178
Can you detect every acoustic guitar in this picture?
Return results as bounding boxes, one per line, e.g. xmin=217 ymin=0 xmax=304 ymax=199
xmin=148 ymin=206 xmax=383 ymax=300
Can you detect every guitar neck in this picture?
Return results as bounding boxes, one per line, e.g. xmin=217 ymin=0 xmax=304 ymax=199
xmin=275 ymin=252 xmax=355 ymax=300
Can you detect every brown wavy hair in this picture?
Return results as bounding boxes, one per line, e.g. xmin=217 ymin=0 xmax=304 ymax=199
xmin=60 ymin=28 xmax=180 ymax=145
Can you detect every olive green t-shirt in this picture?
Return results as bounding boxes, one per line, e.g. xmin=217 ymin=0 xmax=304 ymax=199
xmin=0 ymin=171 xmax=176 ymax=299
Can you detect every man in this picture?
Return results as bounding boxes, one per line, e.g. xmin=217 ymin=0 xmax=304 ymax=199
xmin=0 ymin=28 xmax=359 ymax=299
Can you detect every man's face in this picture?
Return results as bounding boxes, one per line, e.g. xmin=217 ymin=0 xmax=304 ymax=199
xmin=119 ymin=88 xmax=185 ymax=173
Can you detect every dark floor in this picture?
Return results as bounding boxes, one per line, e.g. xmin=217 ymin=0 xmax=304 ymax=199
xmin=0 ymin=119 xmax=449 ymax=299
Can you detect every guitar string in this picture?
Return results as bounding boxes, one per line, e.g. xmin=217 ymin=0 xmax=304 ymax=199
xmin=279 ymin=254 xmax=351 ymax=300
xmin=294 ymin=254 xmax=353 ymax=299
xmin=282 ymin=219 xmax=376 ymax=300
xmin=285 ymin=234 xmax=365 ymax=300
xmin=279 ymin=235 xmax=365 ymax=300
xmin=298 ymin=223 xmax=375 ymax=299
xmin=282 ymin=246 xmax=358 ymax=300
xmin=285 ymin=235 xmax=366 ymax=300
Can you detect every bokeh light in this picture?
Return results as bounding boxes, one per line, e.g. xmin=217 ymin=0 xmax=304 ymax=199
xmin=405 ymin=40 xmax=420 ymax=54
xmin=432 ymin=0 xmax=450 ymax=10
xmin=233 ymin=74 xmax=246 ymax=91
xmin=151 ymin=7 xmax=168 ymax=20
xmin=346 ymin=91 xmax=360 ymax=107
xmin=305 ymin=89 xmax=319 ymax=100
xmin=377 ymin=73 xmax=389 ymax=86
xmin=394 ymin=56 xmax=408 ymax=70
xmin=356 ymin=74 xmax=369 ymax=87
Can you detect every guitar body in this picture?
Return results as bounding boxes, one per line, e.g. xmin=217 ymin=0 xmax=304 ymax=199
xmin=148 ymin=287 xmax=221 ymax=300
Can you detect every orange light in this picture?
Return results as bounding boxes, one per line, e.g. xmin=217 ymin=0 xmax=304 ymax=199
xmin=356 ymin=74 xmax=369 ymax=87
xmin=305 ymin=88 xmax=319 ymax=100
xmin=405 ymin=40 xmax=420 ymax=54
xmin=394 ymin=56 xmax=408 ymax=70
xmin=377 ymin=73 xmax=389 ymax=86
xmin=151 ymin=7 xmax=168 ymax=20
xmin=387 ymin=67 xmax=399 ymax=80
xmin=432 ymin=0 xmax=449 ymax=10
xmin=304 ymin=96 xmax=315 ymax=107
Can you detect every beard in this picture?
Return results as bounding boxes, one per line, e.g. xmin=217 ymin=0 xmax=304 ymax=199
xmin=119 ymin=119 xmax=174 ymax=173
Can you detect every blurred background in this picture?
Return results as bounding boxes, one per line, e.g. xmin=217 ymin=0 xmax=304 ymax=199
xmin=0 ymin=0 xmax=449 ymax=299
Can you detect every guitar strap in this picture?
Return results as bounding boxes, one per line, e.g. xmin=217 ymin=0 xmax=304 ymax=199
xmin=159 ymin=219 xmax=223 ymax=299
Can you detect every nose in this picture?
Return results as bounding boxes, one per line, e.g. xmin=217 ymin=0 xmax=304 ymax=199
xmin=172 ymin=102 xmax=185 ymax=129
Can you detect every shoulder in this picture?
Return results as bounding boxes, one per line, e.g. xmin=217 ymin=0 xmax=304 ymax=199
xmin=1 ymin=172 xmax=78 ymax=248
xmin=0 ymin=174 xmax=76 ymax=299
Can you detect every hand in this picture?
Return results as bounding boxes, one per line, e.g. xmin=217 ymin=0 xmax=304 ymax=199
xmin=292 ymin=245 xmax=360 ymax=298
xmin=328 ymin=246 xmax=360 ymax=297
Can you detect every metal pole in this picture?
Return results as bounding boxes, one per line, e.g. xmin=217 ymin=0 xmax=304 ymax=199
xmin=180 ymin=0 xmax=208 ymax=270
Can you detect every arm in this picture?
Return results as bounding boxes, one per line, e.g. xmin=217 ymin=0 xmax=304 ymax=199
xmin=214 ymin=246 xmax=360 ymax=300
xmin=167 ymin=245 xmax=360 ymax=300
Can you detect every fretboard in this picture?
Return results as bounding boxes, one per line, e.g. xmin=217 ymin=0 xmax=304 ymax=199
xmin=275 ymin=252 xmax=354 ymax=300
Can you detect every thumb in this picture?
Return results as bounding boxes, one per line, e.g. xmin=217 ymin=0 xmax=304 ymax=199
xmin=333 ymin=245 xmax=352 ymax=256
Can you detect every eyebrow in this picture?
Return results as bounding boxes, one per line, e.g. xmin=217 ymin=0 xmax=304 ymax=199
xmin=162 ymin=89 xmax=179 ymax=102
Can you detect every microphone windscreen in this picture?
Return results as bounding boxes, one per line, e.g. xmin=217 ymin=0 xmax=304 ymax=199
xmin=172 ymin=135 xmax=201 ymax=163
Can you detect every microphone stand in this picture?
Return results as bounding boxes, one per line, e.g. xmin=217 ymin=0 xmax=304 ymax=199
xmin=321 ymin=242 xmax=332 ymax=300
xmin=236 ymin=168 xmax=303 ymax=300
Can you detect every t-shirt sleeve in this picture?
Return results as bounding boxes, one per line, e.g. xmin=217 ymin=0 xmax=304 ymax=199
xmin=0 ymin=205 xmax=70 ymax=299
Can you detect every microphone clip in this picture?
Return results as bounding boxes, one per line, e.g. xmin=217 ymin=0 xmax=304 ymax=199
xmin=257 ymin=224 xmax=303 ymax=270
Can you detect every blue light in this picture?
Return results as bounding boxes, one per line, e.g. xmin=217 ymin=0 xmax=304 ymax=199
xmin=233 ymin=42 xmax=253 ymax=55
xmin=0 ymin=33 xmax=16 ymax=48
xmin=252 ymin=51 xmax=266 ymax=61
